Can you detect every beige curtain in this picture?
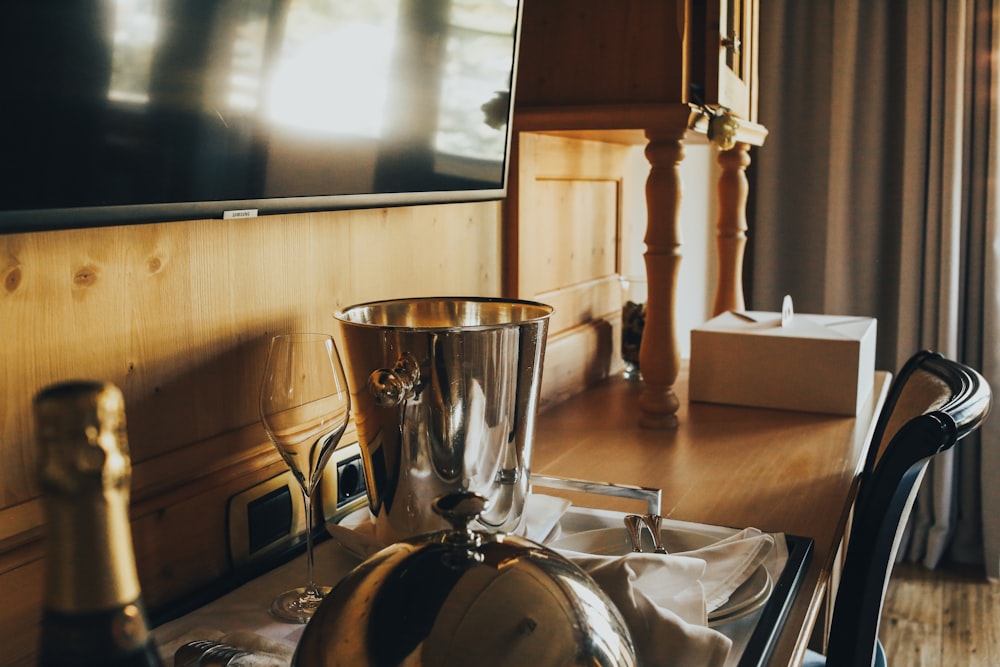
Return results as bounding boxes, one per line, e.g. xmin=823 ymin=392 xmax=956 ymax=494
xmin=751 ymin=0 xmax=1000 ymax=576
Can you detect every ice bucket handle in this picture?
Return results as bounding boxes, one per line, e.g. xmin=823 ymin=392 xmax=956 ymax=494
xmin=367 ymin=353 xmax=420 ymax=408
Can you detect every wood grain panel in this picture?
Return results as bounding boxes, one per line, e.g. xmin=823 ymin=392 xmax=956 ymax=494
xmin=0 ymin=201 xmax=501 ymax=666
xmin=517 ymin=0 xmax=686 ymax=106
xmin=539 ymin=275 xmax=622 ymax=338
xmin=531 ymin=179 xmax=619 ymax=294
xmin=880 ymin=563 xmax=1000 ymax=666
xmin=538 ymin=322 xmax=617 ymax=410
xmin=510 ymin=132 xmax=633 ymax=407
xmin=1 ymin=204 xmax=499 ymax=505
xmin=0 ymin=555 xmax=42 ymax=666
xmin=513 ymin=132 xmax=629 ymax=316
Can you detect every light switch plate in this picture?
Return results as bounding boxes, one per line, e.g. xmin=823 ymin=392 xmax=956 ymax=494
xmin=226 ymin=470 xmax=306 ymax=569
xmin=226 ymin=441 xmax=369 ymax=569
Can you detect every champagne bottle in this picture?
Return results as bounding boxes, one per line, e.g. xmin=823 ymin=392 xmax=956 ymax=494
xmin=35 ymin=380 xmax=164 ymax=667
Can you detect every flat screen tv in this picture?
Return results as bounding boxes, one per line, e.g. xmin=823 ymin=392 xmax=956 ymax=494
xmin=0 ymin=0 xmax=522 ymax=233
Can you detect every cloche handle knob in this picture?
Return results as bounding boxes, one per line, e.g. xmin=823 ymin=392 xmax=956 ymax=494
xmin=433 ymin=492 xmax=490 ymax=560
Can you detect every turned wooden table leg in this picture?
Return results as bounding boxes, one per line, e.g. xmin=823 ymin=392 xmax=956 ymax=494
xmin=638 ymin=131 xmax=684 ymax=429
xmin=713 ymin=142 xmax=751 ymax=315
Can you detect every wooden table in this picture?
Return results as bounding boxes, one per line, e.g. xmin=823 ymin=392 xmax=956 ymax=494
xmin=531 ymin=368 xmax=892 ymax=666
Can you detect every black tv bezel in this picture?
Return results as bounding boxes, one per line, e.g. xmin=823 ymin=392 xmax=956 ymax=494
xmin=0 ymin=182 xmax=511 ymax=235
xmin=0 ymin=0 xmax=522 ymax=236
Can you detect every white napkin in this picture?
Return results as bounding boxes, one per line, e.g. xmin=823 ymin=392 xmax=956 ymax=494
xmin=554 ymin=528 xmax=775 ymax=667
xmin=678 ymin=528 xmax=775 ymax=611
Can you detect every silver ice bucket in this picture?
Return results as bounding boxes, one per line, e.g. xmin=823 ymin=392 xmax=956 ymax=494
xmin=335 ymin=297 xmax=553 ymax=544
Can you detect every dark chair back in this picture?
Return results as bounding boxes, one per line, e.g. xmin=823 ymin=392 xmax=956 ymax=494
xmin=825 ymin=350 xmax=992 ymax=667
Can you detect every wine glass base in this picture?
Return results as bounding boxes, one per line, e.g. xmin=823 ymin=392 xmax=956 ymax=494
xmin=269 ymin=585 xmax=333 ymax=624
xmin=622 ymin=361 xmax=642 ymax=381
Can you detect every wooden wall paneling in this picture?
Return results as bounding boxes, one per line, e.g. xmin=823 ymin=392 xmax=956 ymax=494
xmin=0 ymin=554 xmax=42 ymax=666
xmin=0 ymin=201 xmax=501 ymax=666
xmin=514 ymin=132 xmax=630 ymax=306
xmin=539 ymin=318 xmax=618 ymax=410
xmin=344 ymin=202 xmax=503 ymax=308
xmin=2 ymin=227 xmax=133 ymax=502
xmin=123 ymin=218 xmax=249 ymax=463
xmin=128 ymin=430 xmax=290 ymax=609
xmin=540 ymin=278 xmax=623 ymax=349
xmin=1 ymin=204 xmax=499 ymax=507
xmin=512 ymin=132 xmax=633 ymax=406
xmin=536 ymin=276 xmax=623 ymax=411
xmin=531 ymin=178 xmax=618 ymax=293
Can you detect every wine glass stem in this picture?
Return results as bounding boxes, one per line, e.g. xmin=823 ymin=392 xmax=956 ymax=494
xmin=302 ymin=488 xmax=319 ymax=596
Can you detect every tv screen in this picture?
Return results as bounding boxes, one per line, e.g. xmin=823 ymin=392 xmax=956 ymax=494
xmin=0 ymin=0 xmax=521 ymax=233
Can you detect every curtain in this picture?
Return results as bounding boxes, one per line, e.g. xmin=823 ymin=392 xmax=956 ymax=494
xmin=980 ymin=3 xmax=1000 ymax=581
xmin=750 ymin=0 xmax=1000 ymax=577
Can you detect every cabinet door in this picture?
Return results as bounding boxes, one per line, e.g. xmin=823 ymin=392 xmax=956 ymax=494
xmin=515 ymin=0 xmax=688 ymax=107
xmin=700 ymin=0 xmax=759 ymax=120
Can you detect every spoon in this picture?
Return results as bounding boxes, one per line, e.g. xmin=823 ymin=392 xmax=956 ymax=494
xmin=642 ymin=514 xmax=668 ymax=553
xmin=624 ymin=515 xmax=645 ymax=552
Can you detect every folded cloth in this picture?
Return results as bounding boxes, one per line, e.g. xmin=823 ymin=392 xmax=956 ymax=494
xmin=554 ymin=528 xmax=775 ymax=667
xmin=160 ymin=628 xmax=295 ymax=666
xmin=327 ymin=492 xmax=572 ymax=559
xmin=221 ymin=631 xmax=297 ymax=666
xmin=674 ymin=528 xmax=775 ymax=611
xmin=589 ymin=552 xmax=731 ymax=666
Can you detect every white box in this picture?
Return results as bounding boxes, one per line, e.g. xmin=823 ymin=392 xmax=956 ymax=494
xmin=689 ymin=309 xmax=877 ymax=415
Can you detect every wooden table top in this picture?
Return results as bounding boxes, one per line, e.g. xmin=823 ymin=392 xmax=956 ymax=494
xmin=531 ymin=367 xmax=892 ymax=666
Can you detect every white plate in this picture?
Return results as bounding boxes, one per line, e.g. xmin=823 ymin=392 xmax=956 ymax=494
xmin=708 ymin=567 xmax=772 ymax=627
xmin=549 ymin=524 xmax=725 ymax=556
xmin=548 ymin=526 xmax=772 ymax=623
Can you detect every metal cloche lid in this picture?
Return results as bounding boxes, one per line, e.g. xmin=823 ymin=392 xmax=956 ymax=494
xmin=293 ymin=492 xmax=637 ymax=667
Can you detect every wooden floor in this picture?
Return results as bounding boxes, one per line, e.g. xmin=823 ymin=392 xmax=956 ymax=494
xmin=879 ymin=563 xmax=1000 ymax=666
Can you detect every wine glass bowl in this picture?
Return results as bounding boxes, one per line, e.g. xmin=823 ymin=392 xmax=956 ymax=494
xmin=259 ymin=333 xmax=351 ymax=623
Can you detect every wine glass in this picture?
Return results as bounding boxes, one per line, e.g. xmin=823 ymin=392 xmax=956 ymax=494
xmin=259 ymin=333 xmax=351 ymax=623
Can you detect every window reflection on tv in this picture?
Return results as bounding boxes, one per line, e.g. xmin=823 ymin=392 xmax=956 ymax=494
xmin=0 ymin=0 xmax=521 ymax=232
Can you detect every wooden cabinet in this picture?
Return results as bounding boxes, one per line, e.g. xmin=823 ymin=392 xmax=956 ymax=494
xmin=517 ymin=0 xmax=760 ymax=118
xmin=516 ymin=1 xmax=688 ymax=107
xmin=697 ymin=0 xmax=760 ymax=119
xmin=512 ymin=0 xmax=767 ymax=428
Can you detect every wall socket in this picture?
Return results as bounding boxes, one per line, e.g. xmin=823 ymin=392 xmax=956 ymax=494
xmin=319 ymin=441 xmax=369 ymax=524
xmin=226 ymin=441 xmax=368 ymax=569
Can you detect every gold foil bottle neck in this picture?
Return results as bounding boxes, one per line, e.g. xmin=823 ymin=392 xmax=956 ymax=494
xmin=35 ymin=380 xmax=142 ymax=613
xmin=36 ymin=381 xmax=131 ymax=495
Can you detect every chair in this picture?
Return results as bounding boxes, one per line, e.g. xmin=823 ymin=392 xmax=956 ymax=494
xmin=803 ymin=350 xmax=992 ymax=667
